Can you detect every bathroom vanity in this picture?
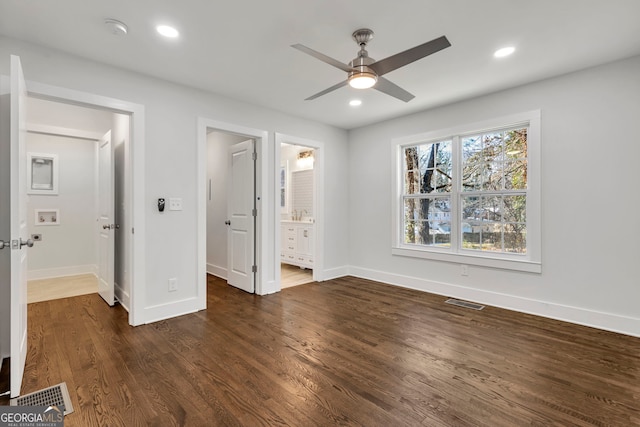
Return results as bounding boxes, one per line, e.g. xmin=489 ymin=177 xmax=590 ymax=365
xmin=281 ymin=221 xmax=314 ymax=269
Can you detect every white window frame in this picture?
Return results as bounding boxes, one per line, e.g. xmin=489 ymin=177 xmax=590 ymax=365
xmin=391 ymin=110 xmax=541 ymax=273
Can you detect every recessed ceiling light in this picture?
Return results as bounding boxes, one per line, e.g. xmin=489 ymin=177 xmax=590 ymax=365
xmin=494 ymin=46 xmax=515 ymax=58
xmin=349 ymin=99 xmax=362 ymax=107
xmin=156 ymin=25 xmax=179 ymax=38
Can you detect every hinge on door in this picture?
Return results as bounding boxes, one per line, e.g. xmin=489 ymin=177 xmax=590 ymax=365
xmin=252 ymin=208 xmax=257 ymax=217
xmin=252 ymin=265 xmax=257 ymax=273
xmin=252 ymin=152 xmax=257 ymax=161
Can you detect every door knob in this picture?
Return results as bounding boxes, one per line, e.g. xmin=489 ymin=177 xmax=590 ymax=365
xmin=0 ymin=240 xmax=8 ymax=250
xmin=19 ymin=238 xmax=34 ymax=248
xmin=224 ymin=220 xmax=231 ymax=225
xmin=103 ymin=224 xmax=111 ymax=229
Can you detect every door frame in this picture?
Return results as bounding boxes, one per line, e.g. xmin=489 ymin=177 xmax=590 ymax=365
xmin=26 ymin=80 xmax=145 ymax=326
xmin=275 ymin=133 xmax=324 ymax=289
xmin=197 ymin=118 xmax=271 ymax=296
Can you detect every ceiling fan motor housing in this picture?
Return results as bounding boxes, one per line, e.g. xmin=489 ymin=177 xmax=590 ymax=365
xmin=348 ymin=55 xmax=378 ymax=87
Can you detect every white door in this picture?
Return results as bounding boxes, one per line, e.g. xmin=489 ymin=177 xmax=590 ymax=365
xmin=226 ymin=139 xmax=255 ymax=293
xmin=97 ymin=131 xmax=115 ymax=306
xmin=9 ymin=55 xmax=29 ymax=398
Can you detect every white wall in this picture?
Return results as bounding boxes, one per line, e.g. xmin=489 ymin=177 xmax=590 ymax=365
xmin=206 ymin=131 xmax=246 ymax=278
xmin=348 ymin=55 xmax=640 ymax=337
xmin=0 ymin=36 xmax=349 ymax=323
xmin=26 ymin=133 xmax=97 ymax=278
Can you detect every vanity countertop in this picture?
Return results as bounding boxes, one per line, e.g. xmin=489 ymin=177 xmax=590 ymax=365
xmin=281 ymin=219 xmax=314 ymax=224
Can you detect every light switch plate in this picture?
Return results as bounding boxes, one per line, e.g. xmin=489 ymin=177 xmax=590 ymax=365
xmin=169 ymin=198 xmax=183 ymax=211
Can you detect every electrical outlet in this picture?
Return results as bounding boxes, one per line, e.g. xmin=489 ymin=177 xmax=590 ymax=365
xmin=168 ymin=278 xmax=178 ymax=292
xmin=461 ymin=264 xmax=469 ymax=276
xmin=169 ymin=198 xmax=183 ymax=211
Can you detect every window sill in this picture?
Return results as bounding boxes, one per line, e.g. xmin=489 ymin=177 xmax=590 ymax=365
xmin=391 ymin=247 xmax=542 ymax=273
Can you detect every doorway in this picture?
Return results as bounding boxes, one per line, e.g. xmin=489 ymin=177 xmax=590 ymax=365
xmin=275 ymin=133 xmax=324 ymax=291
xmin=197 ymin=118 xmax=270 ymax=296
xmin=24 ymin=98 xmax=125 ymax=305
xmin=24 ymin=79 xmax=145 ymax=326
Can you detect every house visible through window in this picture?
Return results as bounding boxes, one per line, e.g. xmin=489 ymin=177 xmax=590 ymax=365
xmin=393 ymin=111 xmax=541 ymax=273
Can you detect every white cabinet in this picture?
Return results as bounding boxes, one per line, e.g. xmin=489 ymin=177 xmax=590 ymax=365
xmin=281 ymin=222 xmax=314 ymax=269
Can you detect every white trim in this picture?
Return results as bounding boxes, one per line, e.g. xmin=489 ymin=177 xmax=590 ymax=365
xmin=391 ymin=247 xmax=542 ymax=273
xmin=275 ymin=133 xmax=325 ymax=288
xmin=391 ymin=110 xmax=541 ymax=272
xmin=143 ymin=297 xmax=201 ymax=324
xmin=349 ymin=266 xmax=640 ymax=338
xmin=114 ymin=281 xmax=130 ymax=312
xmin=206 ymin=263 xmax=227 ymax=279
xmin=322 ymin=265 xmax=349 ymax=281
xmin=197 ymin=118 xmax=270 ymax=298
xmin=27 ymin=79 xmax=146 ymax=326
xmin=27 ymin=123 xmax=103 ymax=141
xmin=27 ymin=264 xmax=97 ymax=281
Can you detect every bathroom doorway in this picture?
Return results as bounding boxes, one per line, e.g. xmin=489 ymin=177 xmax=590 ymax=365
xmin=277 ymin=134 xmax=323 ymax=289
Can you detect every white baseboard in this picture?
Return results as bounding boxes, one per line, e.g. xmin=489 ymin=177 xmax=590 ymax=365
xmin=320 ymin=265 xmax=349 ymax=281
xmin=144 ymin=297 xmax=205 ymax=324
xmin=28 ymin=264 xmax=97 ymax=281
xmin=349 ymin=266 xmax=640 ymax=338
xmin=114 ymin=282 xmax=130 ymax=312
xmin=207 ymin=263 xmax=226 ymax=279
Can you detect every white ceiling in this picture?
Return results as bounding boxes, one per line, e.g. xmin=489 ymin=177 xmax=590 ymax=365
xmin=2 ymin=0 xmax=640 ymax=130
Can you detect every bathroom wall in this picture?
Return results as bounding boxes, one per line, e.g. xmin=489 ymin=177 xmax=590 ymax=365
xmin=26 ymin=133 xmax=98 ymax=279
xmin=280 ymin=143 xmax=314 ymax=221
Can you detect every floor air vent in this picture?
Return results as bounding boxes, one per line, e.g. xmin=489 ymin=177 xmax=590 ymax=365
xmin=445 ymin=298 xmax=485 ymax=311
xmin=10 ymin=382 xmax=74 ymax=415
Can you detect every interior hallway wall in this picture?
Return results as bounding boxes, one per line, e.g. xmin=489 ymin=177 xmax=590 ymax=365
xmin=0 ymin=34 xmax=346 ymax=322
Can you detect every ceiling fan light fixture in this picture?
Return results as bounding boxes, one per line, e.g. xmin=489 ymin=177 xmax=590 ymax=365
xmin=348 ymin=71 xmax=377 ymax=89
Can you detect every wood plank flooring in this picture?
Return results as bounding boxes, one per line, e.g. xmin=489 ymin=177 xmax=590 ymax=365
xmin=280 ymin=263 xmax=313 ymax=288
xmin=27 ymin=274 xmax=98 ymax=304
xmin=2 ymin=275 xmax=639 ymax=426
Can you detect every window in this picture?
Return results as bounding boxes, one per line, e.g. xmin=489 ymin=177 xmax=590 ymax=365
xmin=392 ymin=111 xmax=541 ymax=272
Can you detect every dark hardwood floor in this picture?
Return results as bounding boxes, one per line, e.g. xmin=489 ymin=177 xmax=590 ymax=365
xmin=1 ymin=275 xmax=639 ymax=426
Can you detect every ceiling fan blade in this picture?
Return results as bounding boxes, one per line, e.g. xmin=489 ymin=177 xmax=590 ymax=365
xmin=305 ymin=80 xmax=349 ymax=100
xmin=291 ymin=44 xmax=354 ymax=73
xmin=374 ymin=77 xmax=415 ymax=102
xmin=369 ymin=35 xmax=451 ymax=77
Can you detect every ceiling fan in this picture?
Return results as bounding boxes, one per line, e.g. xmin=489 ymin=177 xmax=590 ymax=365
xmin=292 ymin=29 xmax=451 ymax=102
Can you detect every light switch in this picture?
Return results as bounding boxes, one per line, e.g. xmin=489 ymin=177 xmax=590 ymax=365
xmin=169 ymin=198 xmax=183 ymax=211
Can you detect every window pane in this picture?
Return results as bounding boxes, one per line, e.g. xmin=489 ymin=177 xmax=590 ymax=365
xmin=480 ymin=223 xmax=503 ymax=252
xmin=504 ymin=159 xmax=527 ymax=190
xmin=483 ymin=132 xmax=503 ymax=161
xmin=504 ymin=128 xmax=528 ymax=160
xmin=404 ymin=198 xmax=451 ymax=220
xmin=481 ymin=196 xmax=502 ymax=222
xmin=404 ymin=197 xmax=451 ymax=247
xmin=504 ymin=223 xmax=527 ymax=253
xmin=404 ymin=142 xmax=452 ymax=194
xmin=502 ymin=195 xmax=526 ymax=223
xmin=482 ymin=161 xmax=503 ymax=191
